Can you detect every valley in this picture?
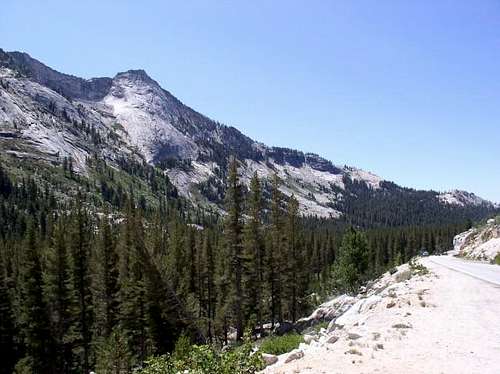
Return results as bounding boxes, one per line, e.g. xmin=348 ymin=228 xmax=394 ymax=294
xmin=0 ymin=48 xmax=498 ymax=374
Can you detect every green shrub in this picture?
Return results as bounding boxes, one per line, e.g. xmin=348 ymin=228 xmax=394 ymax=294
xmin=172 ymin=334 xmax=191 ymax=362
xmin=315 ymin=321 xmax=329 ymax=332
xmin=259 ymin=333 xmax=304 ymax=356
xmin=409 ymin=258 xmax=429 ymax=275
xmin=494 ymin=253 xmax=500 ymax=265
xmin=138 ymin=340 xmax=264 ymax=374
xmin=94 ymin=329 xmax=134 ymax=374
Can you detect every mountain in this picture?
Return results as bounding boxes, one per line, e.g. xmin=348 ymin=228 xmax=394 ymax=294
xmin=0 ymin=48 xmax=496 ymax=225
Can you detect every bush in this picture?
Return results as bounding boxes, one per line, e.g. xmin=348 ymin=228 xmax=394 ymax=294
xmin=312 ymin=321 xmax=329 ymax=333
xmin=138 ymin=340 xmax=264 ymax=374
xmin=494 ymin=253 xmax=500 ymax=265
xmin=409 ymin=258 xmax=429 ymax=275
xmin=259 ymin=333 xmax=304 ymax=356
xmin=95 ymin=329 xmax=134 ymax=374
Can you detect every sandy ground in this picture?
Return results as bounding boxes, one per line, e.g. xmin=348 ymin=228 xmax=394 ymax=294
xmin=265 ymin=257 xmax=500 ymax=374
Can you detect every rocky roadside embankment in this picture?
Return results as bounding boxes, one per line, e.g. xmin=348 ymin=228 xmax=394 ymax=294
xmin=262 ymin=256 xmax=500 ymax=373
xmin=454 ymin=217 xmax=500 ymax=262
xmin=261 ymin=261 xmax=426 ymax=371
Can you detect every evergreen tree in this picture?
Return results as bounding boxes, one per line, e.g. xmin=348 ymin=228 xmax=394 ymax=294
xmin=94 ymin=328 xmax=133 ymax=374
xmin=283 ymin=194 xmax=301 ymax=322
xmin=222 ymin=158 xmax=244 ymax=341
xmin=67 ymin=196 xmax=93 ymax=373
xmin=242 ymin=172 xmax=264 ymax=331
xmin=17 ymin=220 xmax=51 ymax=373
xmin=335 ymin=227 xmax=369 ymax=292
xmin=43 ymin=218 xmax=73 ymax=373
xmin=92 ymin=212 xmax=119 ymax=343
xmin=0 ymin=243 xmax=16 ymax=374
xmin=117 ymin=199 xmax=149 ymax=363
xmin=268 ymin=174 xmax=284 ymax=325
xmin=198 ymin=230 xmax=216 ymax=341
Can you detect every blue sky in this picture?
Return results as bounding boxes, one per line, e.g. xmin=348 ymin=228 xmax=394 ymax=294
xmin=1 ymin=0 xmax=499 ymax=201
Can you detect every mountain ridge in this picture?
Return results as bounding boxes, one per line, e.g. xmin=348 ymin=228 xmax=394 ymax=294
xmin=0 ymin=48 xmax=496 ymax=222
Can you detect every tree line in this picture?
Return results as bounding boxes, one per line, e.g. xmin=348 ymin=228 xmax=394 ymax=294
xmin=0 ymin=159 xmax=470 ymax=373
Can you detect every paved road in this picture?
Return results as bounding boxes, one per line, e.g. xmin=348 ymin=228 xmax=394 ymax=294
xmin=429 ymin=255 xmax=500 ymax=286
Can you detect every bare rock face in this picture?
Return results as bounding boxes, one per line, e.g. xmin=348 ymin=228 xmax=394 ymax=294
xmin=454 ymin=221 xmax=500 ymax=262
xmin=1 ymin=48 xmax=496 ymax=220
xmin=0 ymin=49 xmax=112 ymax=100
xmin=298 ymin=294 xmax=357 ymax=331
xmin=393 ymin=268 xmax=412 ymax=283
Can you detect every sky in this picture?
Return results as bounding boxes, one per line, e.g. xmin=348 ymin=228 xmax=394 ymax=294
xmin=1 ymin=0 xmax=499 ymax=201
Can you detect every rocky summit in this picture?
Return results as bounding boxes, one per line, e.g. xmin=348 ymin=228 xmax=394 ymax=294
xmin=0 ymin=48 xmax=496 ymax=222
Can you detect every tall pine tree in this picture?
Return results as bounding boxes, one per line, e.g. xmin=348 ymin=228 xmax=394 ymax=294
xmin=223 ymin=158 xmax=244 ymax=341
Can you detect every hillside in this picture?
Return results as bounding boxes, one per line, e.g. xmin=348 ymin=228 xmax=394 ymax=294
xmin=0 ymin=48 xmax=497 ymax=225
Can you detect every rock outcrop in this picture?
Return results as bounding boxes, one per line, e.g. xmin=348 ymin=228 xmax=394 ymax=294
xmin=262 ymin=261 xmax=433 ymax=372
xmin=454 ymin=218 xmax=500 ymax=262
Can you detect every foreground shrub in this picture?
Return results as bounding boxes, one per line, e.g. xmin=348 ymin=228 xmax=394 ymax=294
xmin=494 ymin=253 xmax=500 ymax=265
xmin=409 ymin=258 xmax=429 ymax=275
xmin=259 ymin=333 xmax=304 ymax=356
xmin=138 ymin=340 xmax=264 ymax=374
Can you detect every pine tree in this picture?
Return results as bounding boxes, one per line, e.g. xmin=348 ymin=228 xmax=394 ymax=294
xmin=242 ymin=172 xmax=264 ymax=332
xmin=334 ymin=227 xmax=369 ymax=292
xmin=43 ymin=217 xmax=73 ymax=373
xmin=283 ymin=194 xmax=301 ymax=322
xmin=268 ymin=174 xmax=284 ymax=325
xmin=92 ymin=212 xmax=119 ymax=343
xmin=222 ymin=158 xmax=244 ymax=341
xmin=117 ymin=198 xmax=149 ymax=363
xmin=215 ymin=234 xmax=231 ymax=344
xmin=17 ymin=220 xmax=51 ymax=373
xmin=0 ymin=242 xmax=16 ymax=374
xmin=94 ymin=328 xmax=133 ymax=374
xmin=67 ymin=196 xmax=93 ymax=373
xmin=0 ymin=162 xmax=12 ymax=198
xmin=196 ymin=230 xmax=216 ymax=341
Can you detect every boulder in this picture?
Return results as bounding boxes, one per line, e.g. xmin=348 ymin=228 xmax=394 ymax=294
xmin=392 ymin=323 xmax=412 ymax=329
xmin=327 ymin=321 xmax=344 ymax=332
xmin=284 ymin=349 xmax=304 ymax=363
xmin=335 ymin=295 xmax=381 ymax=327
xmin=393 ymin=267 xmax=412 ymax=283
xmin=297 ymin=294 xmax=357 ymax=328
xmin=262 ymin=353 xmax=278 ymax=366
xmin=326 ymin=335 xmax=339 ymax=344
xmin=274 ymin=321 xmax=296 ymax=336
xmin=348 ymin=333 xmax=362 ymax=340
xmin=304 ymin=334 xmax=316 ymax=344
